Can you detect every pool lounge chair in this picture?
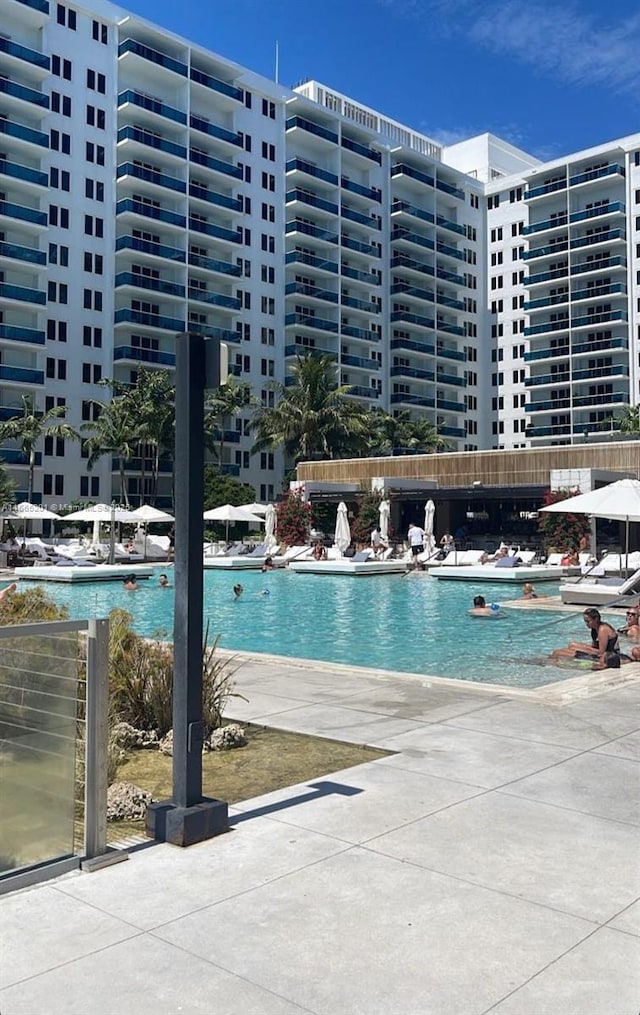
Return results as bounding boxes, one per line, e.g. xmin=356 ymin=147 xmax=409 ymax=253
xmin=559 ymin=566 xmax=640 ymax=606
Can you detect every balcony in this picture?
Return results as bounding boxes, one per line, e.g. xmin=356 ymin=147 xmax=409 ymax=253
xmin=390 ymin=393 xmax=436 ymax=408
xmin=286 ymin=250 xmax=339 ymax=275
xmin=392 ymin=282 xmax=435 ymax=304
xmin=436 ymin=241 xmax=464 ymax=261
xmin=190 ymin=148 xmax=242 ymax=180
xmin=285 ymin=313 xmax=339 ymax=334
xmin=524 ymin=179 xmax=567 ymax=200
xmin=117 ymin=162 xmax=186 ymax=194
xmin=526 ymin=424 xmax=571 ymax=438
xmin=116 ymin=234 xmax=185 ymax=262
xmin=523 ymin=216 xmax=568 ymax=236
xmin=189 ymin=115 xmax=242 ymax=147
xmin=117 ymin=125 xmax=187 ymax=161
xmin=391 ymin=338 xmax=436 ymax=357
xmin=0 ymin=239 xmax=45 ymax=265
xmin=573 ymin=365 xmax=627 ymax=381
xmin=342 ymin=325 xmax=379 ymax=342
xmin=438 ymin=398 xmax=466 ymax=412
xmin=118 ymin=89 xmax=187 ymax=125
xmin=0 ymin=364 xmax=43 ymax=384
xmin=348 ymin=385 xmax=380 ymax=399
xmin=286 ymin=159 xmax=338 ymax=187
xmin=341 ymin=205 xmax=381 ymax=229
xmin=115 ymin=272 xmax=185 ymax=298
xmin=571 ymin=229 xmax=625 ymax=251
xmin=190 ymin=67 xmax=243 ymax=102
xmin=341 ymin=137 xmax=381 ymax=164
xmin=0 ymin=117 xmax=48 ymax=148
xmin=285 ymin=116 xmax=338 ymax=145
xmin=341 ymin=264 xmax=379 ymax=285
xmin=286 ymin=189 xmax=339 ymax=215
xmin=285 ymin=219 xmax=339 ymax=244
xmin=525 ymin=337 xmax=628 ymax=362
xmin=390 ymin=254 xmax=435 ymax=279
xmin=435 ymin=178 xmax=465 ymax=200
xmin=525 ymin=372 xmax=570 ymax=388
xmin=522 ymin=242 xmax=568 ymax=261
xmin=1 ymin=447 xmax=42 ymax=463
xmin=0 ymin=36 xmax=49 ymax=72
xmin=342 ymin=354 xmax=380 ymax=371
xmin=391 ymin=365 xmax=434 ymax=381
xmin=189 ymin=183 xmax=242 ymax=212
xmin=342 ymin=294 xmax=379 ymax=313
xmin=437 ymin=369 xmax=466 ymax=386
xmin=186 ymin=323 xmax=238 ymax=343
xmin=114 ymin=346 xmax=176 ymax=366
xmin=391 ymin=228 xmax=435 ymax=253
xmin=188 ymin=251 xmax=241 ymax=276
xmin=572 ymin=309 xmax=627 ymax=329
xmin=524 ymin=319 xmax=570 ymax=337
xmin=524 ymin=267 xmax=569 ymax=286
xmin=0 ymin=77 xmax=48 ymax=109
xmin=438 ymin=346 xmax=466 ymax=362
xmin=523 ymin=292 xmax=569 ymax=311
xmin=187 ymin=287 xmax=240 ymax=310
xmin=0 ymin=281 xmax=45 ymax=305
xmin=0 ymin=158 xmax=48 ymax=188
xmin=114 ymin=308 xmax=184 ymax=331
xmin=341 ymin=235 xmax=380 ymax=257
xmin=391 ymin=311 xmax=434 ymax=331
xmin=285 ymin=282 xmax=338 ymax=304
xmin=436 ymin=214 xmax=465 ymax=236
xmin=14 ymin=0 xmax=49 ymax=13
xmin=570 ymin=202 xmax=625 ymax=225
xmin=0 ymin=323 xmax=45 ymax=344
xmin=285 ymin=344 xmax=336 ymax=360
xmin=571 ymin=256 xmax=626 ymax=276
xmin=116 ymin=199 xmax=186 ymax=229
xmin=569 ymin=164 xmax=625 ymax=187
xmin=572 ymin=283 xmax=626 ymax=302
xmin=118 ymin=38 xmax=188 ymax=78
xmin=391 ymin=200 xmax=435 ymax=226
xmin=188 ymin=218 xmax=241 ymax=243
xmin=391 ymin=163 xmax=434 ymax=188
xmin=341 ymin=177 xmax=381 ymax=202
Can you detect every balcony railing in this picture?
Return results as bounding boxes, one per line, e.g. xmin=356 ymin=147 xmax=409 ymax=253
xmin=342 ymin=136 xmax=381 ymax=163
xmin=117 ymin=125 xmax=187 ymax=160
xmin=117 ymin=162 xmax=186 ymax=193
xmin=572 ymin=228 xmax=625 ymax=250
xmin=188 ymin=251 xmax=241 ymax=275
xmin=0 ymin=281 xmax=45 ymax=304
xmin=285 ymin=282 xmax=339 ymax=303
xmin=523 ymin=216 xmax=568 ymax=236
xmin=190 ymin=148 xmax=242 ymax=179
xmin=390 ymin=393 xmax=436 ymax=407
xmin=341 ymin=235 xmax=380 ymax=256
xmin=391 ymin=228 xmax=435 ymax=252
xmin=342 ymin=294 xmax=379 ymax=313
xmin=0 ymin=239 xmax=46 ymax=265
xmin=118 ymin=38 xmax=188 ymax=77
xmin=188 ymin=218 xmax=241 ymax=243
xmin=390 ymin=254 xmax=435 ymax=279
xmin=285 ymin=219 xmax=339 ymax=243
xmin=0 ymin=117 xmax=48 ymax=147
xmin=522 ymin=242 xmax=568 ymax=261
xmin=114 ymin=272 xmax=185 ymax=297
xmin=286 ymin=250 xmax=339 ymax=274
xmin=285 ymin=313 xmax=339 ymax=333
xmin=286 ymin=188 xmax=338 ymax=215
xmin=342 ymin=325 xmax=379 ymax=342
xmin=0 ymin=77 xmax=49 ymax=108
xmin=118 ymin=89 xmax=187 ymax=124
xmin=0 ymin=364 xmax=44 ymax=383
xmin=116 ymin=234 xmax=186 ymax=262
xmin=391 ymin=163 xmax=434 ymax=187
xmin=286 ymin=116 xmax=338 ymax=144
xmin=114 ymin=308 xmax=184 ymax=331
xmin=570 ymin=202 xmax=625 ymax=225
xmin=0 ymin=323 xmax=45 ymax=344
xmin=0 ymin=36 xmax=49 ymax=69
xmin=189 ymin=115 xmax=242 ymax=146
xmin=341 ymin=177 xmax=381 ymax=202
xmin=342 ymin=354 xmax=380 ymax=370
xmin=15 ymin=0 xmax=50 ymax=12
xmin=341 ymin=264 xmax=379 ymax=284
xmin=341 ymin=205 xmax=381 ymax=229
xmin=436 ymin=214 xmax=466 ymax=236
xmin=569 ymin=164 xmax=625 ymax=187
xmin=524 ymin=179 xmax=567 ymax=200
xmin=116 ymin=199 xmax=186 ymax=228
xmin=189 ymin=184 xmax=242 ymax=212
xmin=436 ymin=178 xmax=465 ymax=200
xmin=286 ymin=159 xmax=338 ymax=186
xmin=0 ymin=158 xmax=48 ymax=187
xmin=188 ymin=287 xmax=241 ymax=309
xmin=390 ymin=338 xmax=436 ymax=356
xmin=190 ymin=67 xmax=243 ymax=101
xmin=391 ymin=200 xmax=435 ymax=225
xmin=391 ymin=311 xmax=435 ymax=330
xmin=390 ymin=365 xmax=435 ymax=381
xmin=114 ymin=346 xmax=176 ymax=365
xmin=525 ymin=337 xmax=628 ymax=361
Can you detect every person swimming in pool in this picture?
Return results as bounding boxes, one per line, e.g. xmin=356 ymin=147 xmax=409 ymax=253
xmin=233 ymin=583 xmax=243 ymax=598
xmin=468 ymin=595 xmax=501 ymax=617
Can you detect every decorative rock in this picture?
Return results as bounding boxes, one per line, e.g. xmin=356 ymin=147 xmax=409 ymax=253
xmin=206 ymin=723 xmax=247 ymax=751
xmin=111 ymin=722 xmax=159 ymax=750
xmin=107 ymin=780 xmax=153 ymax=821
xmin=158 ymin=729 xmax=173 ymax=756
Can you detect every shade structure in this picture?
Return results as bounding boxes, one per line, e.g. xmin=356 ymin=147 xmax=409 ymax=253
xmin=64 ymin=503 xmax=138 ymax=523
xmin=238 ymin=502 xmax=269 ymax=515
xmin=379 ymin=499 xmax=390 ymax=544
xmin=540 ymin=478 xmax=640 ymax=570
xmin=264 ymin=503 xmax=277 ymax=551
xmin=334 ymin=501 xmax=351 ymax=555
xmin=424 ymin=499 xmax=436 ymax=555
xmin=203 ymin=503 xmax=263 ymax=542
xmin=13 ymin=502 xmax=61 ymax=519
xmin=130 ymin=505 xmax=175 ymax=523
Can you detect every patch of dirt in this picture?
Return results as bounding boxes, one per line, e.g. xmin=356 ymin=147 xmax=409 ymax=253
xmin=109 ymin=723 xmax=390 ymax=840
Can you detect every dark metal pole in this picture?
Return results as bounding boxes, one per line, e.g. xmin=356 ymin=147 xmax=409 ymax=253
xmin=172 ymin=331 xmax=205 ymax=808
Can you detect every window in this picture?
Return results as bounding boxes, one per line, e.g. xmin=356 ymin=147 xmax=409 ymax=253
xmin=56 ymin=4 xmax=76 ymax=29
xmin=50 ymin=130 xmax=70 ymax=153
xmin=92 ymin=19 xmax=108 ymax=43
xmin=261 ymin=265 xmax=275 ymax=283
xmin=261 ymin=296 xmax=275 ymax=314
xmin=83 ymin=326 xmax=102 ymax=347
xmin=261 ymin=98 xmax=276 ymax=119
xmin=51 ymin=55 xmax=71 ymax=79
xmin=50 ymin=168 xmax=70 ymax=191
xmin=260 ymin=358 xmax=275 ymax=377
xmin=509 ymin=187 xmax=523 ymax=203
xmin=48 ymin=243 xmax=69 ymax=267
xmin=47 ymin=281 xmax=68 ymax=304
xmin=469 ymin=193 xmax=479 ymax=209
xmin=261 ymin=171 xmax=275 ymax=191
xmin=261 ymin=202 xmax=275 ymax=222
xmin=46 ymin=358 xmax=67 ymax=380
xmin=261 ymin=142 xmax=276 ymax=161
xmin=84 ymin=215 xmax=104 ymax=237
xmin=237 ymin=162 xmax=251 ymax=183
xmin=261 ymin=233 xmax=275 ymax=253
xmin=261 ymin=327 xmax=275 ymax=345
xmin=488 ymin=194 xmax=500 ymax=209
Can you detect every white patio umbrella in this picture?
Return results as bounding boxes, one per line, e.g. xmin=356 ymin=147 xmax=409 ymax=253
xmin=239 ymin=502 xmax=269 ymax=515
xmin=64 ymin=503 xmax=138 ymax=564
xmin=130 ymin=505 xmax=175 ymax=559
xmin=203 ymin=503 xmax=262 ymax=542
xmin=334 ymin=501 xmax=351 ymax=556
xmin=12 ymin=502 xmax=61 ymax=542
xmin=540 ymin=478 xmax=640 ymax=571
xmin=424 ymin=499 xmax=436 ymax=556
xmin=379 ymin=499 xmax=390 ymax=544
xmin=264 ymin=503 xmax=277 ymax=551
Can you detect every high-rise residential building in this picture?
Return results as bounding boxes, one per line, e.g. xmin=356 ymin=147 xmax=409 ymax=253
xmin=1 ymin=0 xmax=638 ymax=506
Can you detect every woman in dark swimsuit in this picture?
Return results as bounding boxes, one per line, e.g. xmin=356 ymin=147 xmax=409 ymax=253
xmin=551 ymin=608 xmax=621 ymax=663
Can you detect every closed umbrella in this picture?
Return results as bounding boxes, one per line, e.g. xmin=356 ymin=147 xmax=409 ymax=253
xmin=334 ymin=501 xmax=351 ymax=556
xmin=379 ymin=499 xmax=390 ymax=544
xmin=264 ymin=503 xmax=277 ymax=551
xmin=540 ymin=478 xmax=640 ymax=572
xmin=203 ymin=503 xmax=262 ymax=542
xmin=424 ymin=499 xmax=436 ymax=556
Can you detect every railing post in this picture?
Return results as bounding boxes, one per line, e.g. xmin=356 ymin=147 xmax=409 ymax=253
xmin=85 ymin=618 xmax=109 ymax=859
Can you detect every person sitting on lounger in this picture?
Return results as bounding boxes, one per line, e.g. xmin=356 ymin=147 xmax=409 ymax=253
xmin=560 ymin=548 xmax=579 ymax=566
xmin=550 ymin=608 xmax=621 ymax=663
xmin=312 ymin=541 xmax=327 ymax=561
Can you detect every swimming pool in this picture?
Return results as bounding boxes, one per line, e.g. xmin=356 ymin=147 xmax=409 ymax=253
xmin=20 ymin=569 xmax=595 ymax=689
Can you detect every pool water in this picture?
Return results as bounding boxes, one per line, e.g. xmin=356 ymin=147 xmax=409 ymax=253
xmin=26 ymin=569 xmax=592 ymax=689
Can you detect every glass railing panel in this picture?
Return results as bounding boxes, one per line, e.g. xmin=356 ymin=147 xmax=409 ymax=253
xmin=0 ymin=78 xmax=49 ymax=108
xmin=572 ymin=310 xmax=626 ymax=328
xmin=0 ymin=364 xmax=44 ymax=382
xmin=571 ymin=229 xmax=625 ymax=250
xmin=572 ymin=283 xmax=626 ymax=302
xmin=390 ymin=255 xmax=435 ymax=278
xmin=190 ymin=67 xmax=243 ymax=101
xmin=0 ymin=281 xmax=45 ymax=304
xmin=342 ymin=325 xmax=379 ymax=342
xmin=436 ymin=242 xmax=464 ymax=261
xmin=117 ymin=162 xmax=186 ymax=193
xmin=118 ymin=38 xmax=188 ymax=77
xmin=286 ymin=251 xmax=339 ymax=274
xmin=390 ymin=338 xmax=436 ymax=356
xmin=435 ymin=179 xmax=465 ymax=200
xmin=188 ymin=218 xmax=241 ymax=243
xmin=113 ymin=346 xmax=176 ymax=365
xmin=0 ymin=118 xmax=49 ymax=147
xmin=188 ymin=288 xmax=241 ymax=309
xmin=189 ymin=115 xmax=241 ymax=146
xmin=0 ymin=37 xmax=49 ymax=69
xmin=570 ymin=202 xmax=625 ymax=224
xmin=118 ymin=89 xmax=187 ymax=124
xmin=0 ymin=627 xmax=80 ymax=876
xmin=392 ymin=201 xmax=435 ymax=225
xmin=116 ymin=234 xmax=185 ymax=261
xmin=342 ymin=137 xmax=381 ymax=164
xmin=0 ymin=159 xmax=48 ymax=187
xmin=285 ymin=116 xmax=338 ymax=144
xmin=17 ymin=0 xmax=50 ymax=12
xmin=189 ymin=185 xmax=242 ymax=211
xmin=391 ymin=311 xmax=435 ymax=329
xmin=114 ymin=272 xmax=185 ymax=297
xmin=522 ymin=243 xmax=568 ymax=261
xmin=438 ymin=399 xmax=466 ymax=412
xmin=341 ymin=294 xmax=380 ymax=313
xmin=285 ymin=220 xmax=339 ymax=243
xmin=569 ymin=164 xmax=625 ymax=187
xmin=342 ymin=354 xmax=380 ymax=370
xmin=0 ymin=200 xmax=47 ymax=226
xmin=436 ymin=215 xmax=465 ymax=235
xmin=286 ymin=189 xmax=338 ymax=215
xmin=0 ymin=240 xmax=46 ymax=265
xmin=390 ymin=393 xmax=436 ymax=408
xmin=341 ymin=205 xmax=381 ymax=229
xmin=391 ymin=283 xmax=435 ymax=302
xmin=285 ymin=344 xmax=336 ymax=359
xmin=524 ymin=180 xmax=567 ymax=200
xmin=437 ymin=346 xmax=466 ymax=362
xmin=341 ymin=235 xmax=380 ymax=256
xmin=390 ymin=366 xmax=435 ymax=380
xmin=286 ymin=158 xmax=338 ymax=186
xmin=186 ymin=323 xmax=238 ymax=342
xmin=114 ymin=308 xmax=185 ymax=331
xmin=348 ymin=385 xmax=379 ymax=398
xmin=0 ymin=323 xmax=45 ymax=344
xmin=117 ymin=125 xmax=187 ymax=160
xmin=391 ymin=163 xmax=434 ymax=187
xmin=285 ymin=313 xmax=339 ymax=333
xmin=188 ymin=252 xmax=241 ymax=275
xmin=341 ymin=264 xmax=379 ymax=284
xmin=190 ymin=149 xmax=242 ymax=179
xmin=116 ymin=199 xmax=186 ymax=227
xmin=523 ymin=217 xmax=568 ymax=235
xmin=285 ymin=282 xmax=339 ymax=303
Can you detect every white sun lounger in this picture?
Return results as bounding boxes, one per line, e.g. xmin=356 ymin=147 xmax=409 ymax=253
xmin=559 ymin=566 xmax=640 ymax=606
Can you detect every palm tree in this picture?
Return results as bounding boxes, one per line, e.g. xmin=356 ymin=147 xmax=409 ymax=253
xmin=0 ymin=396 xmax=79 ymax=501
xmin=250 ymin=354 xmax=369 ymax=463
xmin=617 ymin=404 xmax=640 ymax=439
xmin=81 ymin=394 xmax=136 ymax=507
xmin=205 ymin=377 xmax=253 ymax=470
xmin=363 ymin=408 xmax=450 ymax=456
xmin=125 ymin=369 xmax=175 ymax=504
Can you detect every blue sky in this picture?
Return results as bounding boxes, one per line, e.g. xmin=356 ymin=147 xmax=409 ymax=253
xmin=121 ymin=0 xmax=639 ymax=161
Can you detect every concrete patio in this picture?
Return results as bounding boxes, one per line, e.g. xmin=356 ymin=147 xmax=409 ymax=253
xmin=1 ymin=657 xmax=639 ymax=1014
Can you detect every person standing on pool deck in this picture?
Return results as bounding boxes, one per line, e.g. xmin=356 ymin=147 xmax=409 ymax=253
xmin=407 ymin=522 xmax=425 ymax=569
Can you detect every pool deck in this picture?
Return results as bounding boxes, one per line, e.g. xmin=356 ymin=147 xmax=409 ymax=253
xmin=2 ymin=655 xmax=639 ymax=1014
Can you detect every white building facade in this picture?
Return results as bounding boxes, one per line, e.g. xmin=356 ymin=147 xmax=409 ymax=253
xmin=1 ymin=0 xmax=638 ymax=505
